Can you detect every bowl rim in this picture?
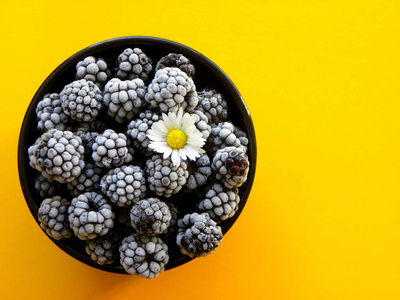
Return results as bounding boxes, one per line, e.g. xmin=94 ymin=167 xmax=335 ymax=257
xmin=18 ymin=35 xmax=257 ymax=274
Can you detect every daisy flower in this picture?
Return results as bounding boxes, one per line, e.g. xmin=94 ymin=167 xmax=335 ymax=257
xmin=147 ymin=108 xmax=206 ymax=167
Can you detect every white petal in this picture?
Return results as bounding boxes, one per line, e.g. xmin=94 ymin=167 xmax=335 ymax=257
xmin=162 ymin=147 xmax=173 ymax=159
xmin=171 ymin=150 xmax=181 ymax=167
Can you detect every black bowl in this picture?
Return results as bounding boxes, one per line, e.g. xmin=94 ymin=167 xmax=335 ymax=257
xmin=18 ymin=36 xmax=257 ymax=274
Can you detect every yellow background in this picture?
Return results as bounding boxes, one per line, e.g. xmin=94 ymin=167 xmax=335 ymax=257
xmin=1 ymin=0 xmax=400 ymax=299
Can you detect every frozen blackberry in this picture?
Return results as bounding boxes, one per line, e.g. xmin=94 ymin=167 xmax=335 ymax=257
xmin=145 ymin=154 xmax=189 ymax=198
xmin=155 ymin=53 xmax=195 ymax=77
xmin=76 ymin=56 xmax=111 ymax=88
xmin=60 ymin=79 xmax=104 ymax=122
xmin=38 ymin=196 xmax=73 ymax=240
xmin=115 ymin=48 xmax=153 ymax=82
xmin=28 ymin=129 xmax=85 ymax=183
xmin=126 ymin=110 xmax=161 ymax=156
xmin=36 ymin=93 xmax=71 ymax=132
xmin=68 ymin=192 xmax=115 ymax=240
xmin=75 ymin=120 xmax=107 ymax=133
xmin=119 ymin=233 xmax=169 ymax=278
xmin=100 ymin=165 xmax=147 ymax=207
xmin=130 ymin=198 xmax=171 ymax=236
xmin=67 ymin=163 xmax=103 ymax=197
xmin=103 ymin=78 xmax=146 ymax=123
xmin=191 ymin=110 xmax=211 ymax=140
xmin=160 ymin=202 xmax=178 ymax=243
xmin=92 ymin=129 xmax=133 ymax=168
xmin=212 ymin=146 xmax=250 ymax=189
xmin=196 ymin=88 xmax=228 ymax=125
xmin=197 ymin=183 xmax=240 ymax=223
xmin=145 ymin=67 xmax=198 ymax=113
xmin=85 ymin=232 xmax=120 ymax=265
xmin=208 ymin=121 xmax=248 ymax=155
xmin=184 ymin=153 xmax=212 ymax=192
xmin=35 ymin=173 xmax=63 ymax=198
xmin=176 ymin=212 xmax=223 ymax=258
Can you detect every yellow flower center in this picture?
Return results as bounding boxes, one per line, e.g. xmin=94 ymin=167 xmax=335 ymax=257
xmin=166 ymin=128 xmax=187 ymax=150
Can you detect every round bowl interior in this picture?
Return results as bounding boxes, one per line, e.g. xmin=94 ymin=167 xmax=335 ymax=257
xmin=18 ymin=36 xmax=257 ymax=273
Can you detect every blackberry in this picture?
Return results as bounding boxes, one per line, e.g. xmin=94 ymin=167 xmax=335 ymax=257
xmin=191 ymin=110 xmax=211 ymax=140
xmin=36 ymin=93 xmax=71 ymax=132
xmin=34 ymin=173 xmax=63 ymax=198
xmin=28 ymin=129 xmax=85 ymax=183
xmin=155 ymin=53 xmax=195 ymax=77
xmin=119 ymin=233 xmax=169 ymax=278
xmin=176 ymin=212 xmax=223 ymax=258
xmin=145 ymin=67 xmax=198 ymax=113
xmin=196 ymin=88 xmax=228 ymax=125
xmin=100 ymin=165 xmax=147 ymax=207
xmin=103 ymin=78 xmax=146 ymax=123
xmin=130 ymin=198 xmax=171 ymax=236
xmin=38 ymin=196 xmax=73 ymax=240
xmin=67 ymin=163 xmax=103 ymax=197
xmin=76 ymin=56 xmax=111 ymax=88
xmin=145 ymin=154 xmax=189 ymax=198
xmin=197 ymin=183 xmax=240 ymax=223
xmin=126 ymin=110 xmax=161 ymax=156
xmin=184 ymin=153 xmax=212 ymax=192
xmin=92 ymin=129 xmax=133 ymax=168
xmin=211 ymin=146 xmax=250 ymax=189
xmin=68 ymin=192 xmax=115 ymax=240
xmin=60 ymin=79 xmax=104 ymax=123
xmin=115 ymin=48 xmax=153 ymax=82
xmin=74 ymin=126 xmax=100 ymax=159
xmin=208 ymin=121 xmax=248 ymax=155
xmin=85 ymin=232 xmax=120 ymax=265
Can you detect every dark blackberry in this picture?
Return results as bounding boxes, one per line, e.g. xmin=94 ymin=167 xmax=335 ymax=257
xmin=76 ymin=56 xmax=111 ymax=88
xmin=211 ymin=146 xmax=250 ymax=189
xmin=176 ymin=212 xmax=223 ymax=258
xmin=38 ymin=196 xmax=73 ymax=240
xmin=155 ymin=53 xmax=195 ymax=77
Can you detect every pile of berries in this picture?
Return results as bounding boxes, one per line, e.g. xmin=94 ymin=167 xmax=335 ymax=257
xmin=27 ymin=46 xmax=251 ymax=279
